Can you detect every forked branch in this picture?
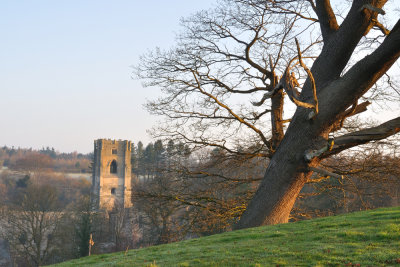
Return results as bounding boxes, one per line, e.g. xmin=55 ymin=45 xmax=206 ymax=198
xmin=252 ymin=39 xmax=318 ymax=120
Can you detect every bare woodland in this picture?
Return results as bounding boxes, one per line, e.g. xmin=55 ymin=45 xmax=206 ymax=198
xmin=136 ymin=0 xmax=400 ymax=229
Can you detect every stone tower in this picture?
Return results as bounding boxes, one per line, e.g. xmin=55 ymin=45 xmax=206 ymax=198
xmin=92 ymin=139 xmax=132 ymax=211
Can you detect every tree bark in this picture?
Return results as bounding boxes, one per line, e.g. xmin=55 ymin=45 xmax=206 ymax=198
xmin=235 ymin=109 xmax=323 ymax=228
xmin=270 ymin=89 xmax=285 ymax=150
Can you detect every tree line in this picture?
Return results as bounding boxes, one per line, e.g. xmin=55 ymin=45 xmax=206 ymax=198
xmin=0 ymin=146 xmax=92 ymax=173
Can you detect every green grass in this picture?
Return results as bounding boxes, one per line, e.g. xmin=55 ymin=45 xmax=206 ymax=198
xmin=54 ymin=207 xmax=400 ymax=266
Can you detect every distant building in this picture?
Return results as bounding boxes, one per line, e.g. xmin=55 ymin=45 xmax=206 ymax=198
xmin=91 ymin=139 xmax=132 ymax=211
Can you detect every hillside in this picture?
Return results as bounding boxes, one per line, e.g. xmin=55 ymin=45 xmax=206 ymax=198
xmin=55 ymin=207 xmax=400 ymax=266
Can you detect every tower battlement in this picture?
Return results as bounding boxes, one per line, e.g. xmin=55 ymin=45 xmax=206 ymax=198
xmin=92 ymin=139 xmax=132 ymax=211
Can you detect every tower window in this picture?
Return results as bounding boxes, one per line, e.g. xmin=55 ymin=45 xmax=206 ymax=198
xmin=111 ymin=188 xmax=116 ymax=195
xmin=110 ymin=160 xmax=117 ymax=174
xmin=112 ymin=149 xmax=118 ymax=154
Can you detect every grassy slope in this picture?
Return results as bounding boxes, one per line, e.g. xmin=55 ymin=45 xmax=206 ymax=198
xmin=55 ymin=207 xmax=400 ymax=266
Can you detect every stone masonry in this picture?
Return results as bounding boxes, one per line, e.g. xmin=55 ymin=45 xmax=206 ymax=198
xmin=92 ymin=139 xmax=132 ymax=211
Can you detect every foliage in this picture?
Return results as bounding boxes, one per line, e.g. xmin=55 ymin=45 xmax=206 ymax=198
xmin=53 ymin=206 xmax=400 ymax=266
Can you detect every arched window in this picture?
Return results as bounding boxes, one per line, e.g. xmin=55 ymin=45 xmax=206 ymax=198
xmin=110 ymin=160 xmax=117 ymax=174
xmin=111 ymin=188 xmax=116 ymax=195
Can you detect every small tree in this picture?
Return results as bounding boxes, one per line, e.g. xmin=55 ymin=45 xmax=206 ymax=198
xmin=1 ymin=184 xmax=64 ymax=266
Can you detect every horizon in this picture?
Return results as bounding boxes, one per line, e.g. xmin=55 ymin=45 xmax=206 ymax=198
xmin=1 ymin=137 xmax=152 ymax=155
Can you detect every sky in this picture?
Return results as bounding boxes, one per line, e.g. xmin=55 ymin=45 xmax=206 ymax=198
xmin=0 ymin=1 xmax=399 ymax=154
xmin=0 ymin=0 xmax=215 ymax=153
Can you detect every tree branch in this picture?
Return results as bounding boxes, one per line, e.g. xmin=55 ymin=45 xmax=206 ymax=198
xmin=244 ymin=27 xmax=273 ymax=79
xmin=300 ymin=0 xmax=389 ymax=101
xmin=317 ymin=18 xmax=400 ymax=120
xmin=372 ymin=19 xmax=390 ymax=35
xmin=331 ymin=101 xmax=371 ymax=132
xmin=315 ymin=0 xmax=339 ymax=40
xmin=309 ymin=166 xmax=343 ymax=179
xmin=296 ymin=38 xmax=318 ymax=119
xmin=326 ymin=116 xmax=400 ymax=157
xmin=360 ymin=4 xmax=385 ymax=15
xmin=306 ymin=117 xmax=400 ymax=160
xmin=191 ymin=71 xmax=271 ymax=147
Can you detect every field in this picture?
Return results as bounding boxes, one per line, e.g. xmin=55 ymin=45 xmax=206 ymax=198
xmin=55 ymin=206 xmax=400 ymax=266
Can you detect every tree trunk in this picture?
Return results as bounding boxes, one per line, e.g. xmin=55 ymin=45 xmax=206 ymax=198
xmin=236 ymin=106 xmax=400 ymax=229
xmin=235 ymin=109 xmax=323 ymax=228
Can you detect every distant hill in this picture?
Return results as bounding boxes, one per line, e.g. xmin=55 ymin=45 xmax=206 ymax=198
xmin=54 ymin=206 xmax=400 ymax=266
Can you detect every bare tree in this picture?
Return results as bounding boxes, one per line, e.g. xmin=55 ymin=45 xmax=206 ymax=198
xmin=0 ymin=184 xmax=64 ymax=266
xmin=133 ymin=177 xmax=182 ymax=245
xmin=108 ymin=202 xmax=134 ymax=250
xmin=136 ymin=0 xmax=400 ymax=228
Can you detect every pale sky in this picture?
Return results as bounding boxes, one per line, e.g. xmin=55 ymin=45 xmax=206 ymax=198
xmin=0 ymin=0 xmax=215 ymax=153
xmin=1 ymin=1 xmax=399 ymax=154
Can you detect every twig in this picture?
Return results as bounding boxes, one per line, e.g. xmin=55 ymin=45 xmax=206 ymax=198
xmin=309 ymin=167 xmax=344 ymax=180
xmin=295 ymin=38 xmax=318 ymax=119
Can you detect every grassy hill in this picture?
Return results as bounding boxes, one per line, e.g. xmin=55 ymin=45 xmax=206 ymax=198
xmin=55 ymin=207 xmax=400 ymax=266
